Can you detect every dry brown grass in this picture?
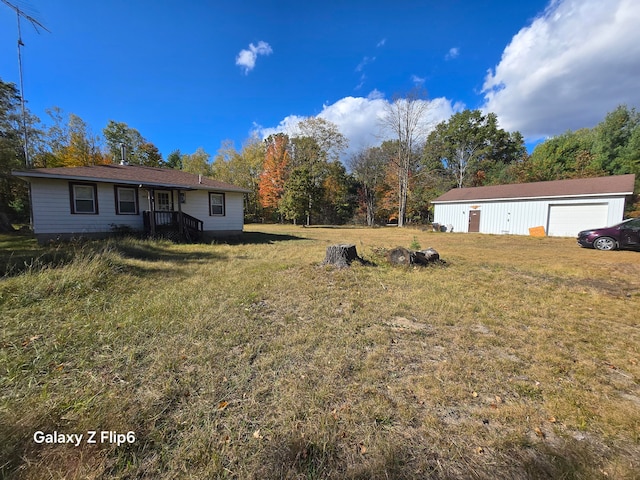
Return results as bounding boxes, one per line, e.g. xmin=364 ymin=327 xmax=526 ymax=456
xmin=1 ymin=226 xmax=639 ymax=479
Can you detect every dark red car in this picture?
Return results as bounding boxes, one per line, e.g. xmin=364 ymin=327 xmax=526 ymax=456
xmin=577 ymin=218 xmax=640 ymax=250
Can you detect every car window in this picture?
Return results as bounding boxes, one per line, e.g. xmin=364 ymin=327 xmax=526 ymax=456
xmin=625 ymin=218 xmax=640 ymax=229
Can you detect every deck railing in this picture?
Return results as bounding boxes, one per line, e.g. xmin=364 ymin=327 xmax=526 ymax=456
xmin=143 ymin=211 xmax=204 ymax=241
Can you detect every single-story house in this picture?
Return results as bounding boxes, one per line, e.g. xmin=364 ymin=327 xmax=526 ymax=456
xmin=12 ymin=164 xmax=250 ymax=243
xmin=432 ymin=174 xmax=636 ymax=237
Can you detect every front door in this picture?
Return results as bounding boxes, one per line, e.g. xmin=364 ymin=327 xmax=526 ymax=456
xmin=156 ymin=191 xmax=171 ymax=211
xmin=468 ymin=210 xmax=481 ymax=233
xmin=155 ymin=191 xmax=172 ymax=225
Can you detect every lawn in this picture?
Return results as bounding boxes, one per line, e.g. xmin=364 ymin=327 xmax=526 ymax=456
xmin=1 ymin=225 xmax=639 ymax=479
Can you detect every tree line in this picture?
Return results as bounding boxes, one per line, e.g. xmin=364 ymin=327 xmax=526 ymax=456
xmin=1 ymin=77 xmax=638 ymax=226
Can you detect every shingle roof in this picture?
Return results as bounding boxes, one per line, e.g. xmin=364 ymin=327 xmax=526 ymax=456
xmin=12 ymin=164 xmax=251 ymax=193
xmin=432 ymin=174 xmax=636 ymax=203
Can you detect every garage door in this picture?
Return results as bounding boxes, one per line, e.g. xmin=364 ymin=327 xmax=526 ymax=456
xmin=547 ymin=204 xmax=608 ymax=237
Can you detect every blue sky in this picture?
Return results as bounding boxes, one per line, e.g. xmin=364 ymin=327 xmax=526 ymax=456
xmin=1 ymin=0 xmax=639 ymax=162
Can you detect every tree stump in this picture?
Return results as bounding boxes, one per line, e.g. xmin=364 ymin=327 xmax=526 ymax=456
xmin=386 ymin=247 xmax=412 ymax=266
xmin=323 ymin=244 xmax=361 ymax=268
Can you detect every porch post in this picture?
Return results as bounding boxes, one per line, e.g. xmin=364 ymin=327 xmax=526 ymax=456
xmin=148 ymin=189 xmax=156 ymax=237
xmin=177 ymin=189 xmax=183 ymax=236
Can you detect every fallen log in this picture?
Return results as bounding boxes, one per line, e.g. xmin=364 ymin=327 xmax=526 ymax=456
xmin=386 ymin=246 xmax=441 ymax=266
xmin=412 ymin=248 xmax=440 ymax=265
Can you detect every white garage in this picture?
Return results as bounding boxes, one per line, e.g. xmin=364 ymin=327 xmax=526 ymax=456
xmin=432 ymin=174 xmax=635 ymax=237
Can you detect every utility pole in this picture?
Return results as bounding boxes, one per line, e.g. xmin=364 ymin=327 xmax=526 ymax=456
xmin=1 ymin=0 xmax=50 ymax=168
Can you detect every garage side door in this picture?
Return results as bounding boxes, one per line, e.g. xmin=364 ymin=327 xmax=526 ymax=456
xmin=547 ymin=204 xmax=608 ymax=237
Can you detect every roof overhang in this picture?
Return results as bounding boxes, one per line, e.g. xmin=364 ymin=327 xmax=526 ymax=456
xmin=12 ymin=170 xmax=249 ymax=193
xmin=432 ymin=191 xmax=634 ymax=204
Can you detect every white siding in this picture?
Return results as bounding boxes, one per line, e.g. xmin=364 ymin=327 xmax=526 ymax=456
xmin=177 ymin=190 xmax=244 ymax=233
xmin=432 ymin=203 xmax=468 ymax=233
xmin=30 ymin=178 xmax=145 ymax=234
xmin=30 ymin=178 xmax=245 ymax=237
xmin=433 ymin=196 xmax=628 ymax=237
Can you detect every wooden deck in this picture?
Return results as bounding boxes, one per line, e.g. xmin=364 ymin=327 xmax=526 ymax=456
xmin=143 ymin=211 xmax=204 ymax=242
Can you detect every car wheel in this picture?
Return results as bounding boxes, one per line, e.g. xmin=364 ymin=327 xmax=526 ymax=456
xmin=593 ymin=236 xmax=617 ymax=251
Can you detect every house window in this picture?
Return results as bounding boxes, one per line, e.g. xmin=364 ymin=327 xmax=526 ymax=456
xmin=70 ymin=183 xmax=98 ymax=214
xmin=115 ymin=186 xmax=138 ymax=214
xmin=209 ymin=192 xmax=225 ymax=216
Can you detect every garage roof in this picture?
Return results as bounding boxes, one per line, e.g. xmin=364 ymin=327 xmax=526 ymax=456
xmin=432 ymin=174 xmax=635 ymax=203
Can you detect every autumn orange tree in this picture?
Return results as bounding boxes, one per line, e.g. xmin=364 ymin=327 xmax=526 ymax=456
xmin=378 ymin=161 xmax=400 ymax=223
xmin=258 ymin=133 xmax=290 ymax=219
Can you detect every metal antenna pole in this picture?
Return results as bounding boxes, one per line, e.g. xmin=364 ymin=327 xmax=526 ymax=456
xmin=15 ymin=12 xmax=30 ymax=167
xmin=1 ymin=0 xmax=50 ymax=168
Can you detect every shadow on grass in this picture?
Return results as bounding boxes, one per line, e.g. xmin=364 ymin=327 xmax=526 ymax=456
xmin=300 ymin=224 xmax=361 ymax=229
xmin=0 ymin=232 xmax=48 ymax=274
xmin=114 ymin=242 xmax=225 ymax=263
xmin=0 ymin=234 xmax=227 ymax=278
xmin=221 ymin=231 xmax=307 ymax=245
xmin=0 ymin=421 xmax=35 ymax=480
xmin=0 ymin=418 xmax=621 ymax=478
xmin=254 ymin=432 xmax=612 ymax=480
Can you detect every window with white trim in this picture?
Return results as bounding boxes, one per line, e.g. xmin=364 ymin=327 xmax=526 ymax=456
xmin=209 ymin=192 xmax=225 ymax=216
xmin=115 ymin=186 xmax=138 ymax=214
xmin=70 ymin=183 xmax=98 ymax=214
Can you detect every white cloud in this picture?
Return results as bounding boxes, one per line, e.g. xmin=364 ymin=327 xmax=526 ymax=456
xmin=355 ymin=74 xmax=367 ymax=91
xmin=445 ymin=47 xmax=459 ymax=60
xmin=235 ymin=41 xmax=273 ymax=74
xmin=356 ymin=56 xmax=375 ymax=72
xmin=411 ymin=75 xmax=426 ymax=86
xmin=377 ymin=38 xmax=387 ymax=48
xmin=257 ymin=114 xmax=304 ymax=140
xmin=367 ymin=89 xmax=384 ymax=100
xmin=482 ymin=0 xmax=640 ymax=140
xmin=256 ymin=93 xmax=461 ymax=160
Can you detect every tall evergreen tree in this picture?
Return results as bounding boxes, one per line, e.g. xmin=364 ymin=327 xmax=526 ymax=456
xmin=0 ymin=78 xmax=39 ymax=222
xmin=166 ymin=149 xmax=183 ymax=169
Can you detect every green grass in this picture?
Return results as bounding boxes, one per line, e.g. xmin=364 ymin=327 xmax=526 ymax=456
xmin=1 ymin=226 xmax=639 ymax=479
